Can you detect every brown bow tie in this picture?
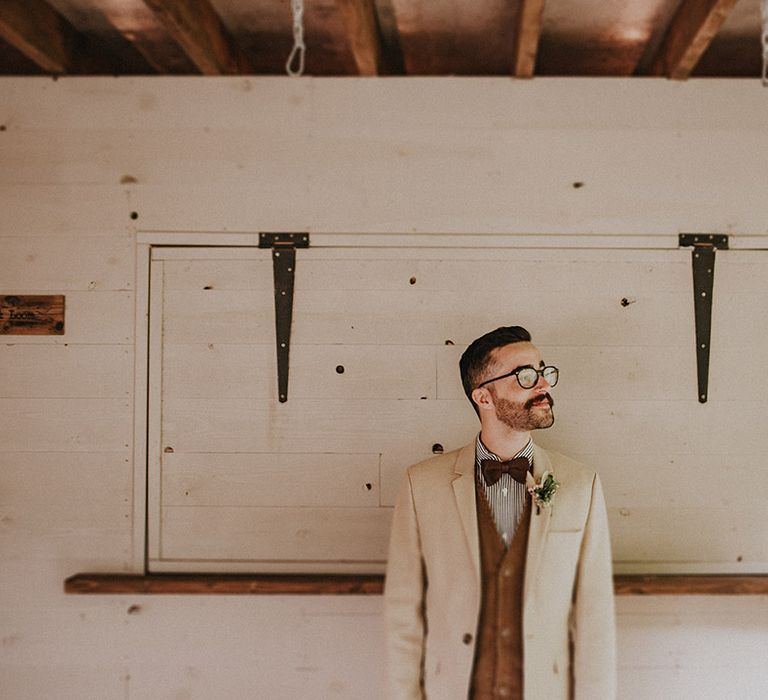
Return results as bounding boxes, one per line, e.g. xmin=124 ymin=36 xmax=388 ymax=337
xmin=481 ymin=457 xmax=530 ymax=486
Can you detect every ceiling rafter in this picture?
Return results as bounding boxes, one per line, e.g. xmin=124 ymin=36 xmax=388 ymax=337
xmin=98 ymin=13 xmax=189 ymax=75
xmin=512 ymin=0 xmax=546 ymax=78
xmin=0 ymin=0 xmax=124 ymax=74
xmin=650 ymin=0 xmax=740 ymax=80
xmin=335 ymin=0 xmax=382 ymax=76
xmin=0 ymin=0 xmax=80 ymax=73
xmin=139 ymin=0 xmax=252 ymax=75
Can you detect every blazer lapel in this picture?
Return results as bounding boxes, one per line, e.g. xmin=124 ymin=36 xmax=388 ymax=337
xmin=451 ymin=443 xmax=481 ymax=585
xmin=524 ymin=444 xmax=553 ymax=604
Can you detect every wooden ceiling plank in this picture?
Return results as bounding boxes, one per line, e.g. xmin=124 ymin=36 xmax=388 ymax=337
xmin=140 ymin=0 xmax=252 ymax=75
xmin=513 ymin=0 xmax=547 ymax=78
xmin=0 ymin=0 xmax=74 ymax=73
xmin=335 ymin=0 xmax=382 ymax=76
xmin=651 ymin=0 xmax=740 ymax=80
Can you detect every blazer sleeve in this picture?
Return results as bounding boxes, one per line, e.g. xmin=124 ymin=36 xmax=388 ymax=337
xmin=571 ymin=473 xmax=617 ymax=700
xmin=383 ymin=469 xmax=426 ymax=700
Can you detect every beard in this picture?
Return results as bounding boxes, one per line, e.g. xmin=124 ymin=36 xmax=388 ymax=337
xmin=493 ymin=393 xmax=555 ymax=431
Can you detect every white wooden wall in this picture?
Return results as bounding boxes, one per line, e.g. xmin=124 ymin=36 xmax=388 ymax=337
xmin=1 ymin=77 xmax=767 ymax=699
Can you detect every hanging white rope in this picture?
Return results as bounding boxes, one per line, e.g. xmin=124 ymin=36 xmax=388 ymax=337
xmin=762 ymin=0 xmax=768 ymax=85
xmin=286 ymin=0 xmax=306 ymax=77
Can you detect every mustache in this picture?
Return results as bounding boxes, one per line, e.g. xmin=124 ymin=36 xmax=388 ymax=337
xmin=525 ymin=393 xmax=553 ymax=409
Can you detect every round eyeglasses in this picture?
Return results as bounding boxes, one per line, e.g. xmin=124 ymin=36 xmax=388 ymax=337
xmin=476 ymin=365 xmax=559 ymax=390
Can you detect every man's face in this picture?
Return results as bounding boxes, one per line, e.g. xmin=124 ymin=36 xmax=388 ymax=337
xmin=479 ymin=341 xmax=555 ymax=432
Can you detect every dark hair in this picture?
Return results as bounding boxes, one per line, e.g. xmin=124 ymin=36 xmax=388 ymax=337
xmin=459 ymin=326 xmax=532 ymax=413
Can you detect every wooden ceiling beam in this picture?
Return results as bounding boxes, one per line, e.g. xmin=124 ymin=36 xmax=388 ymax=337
xmin=0 ymin=0 xmax=122 ymax=74
xmin=140 ymin=0 xmax=252 ymax=75
xmin=512 ymin=0 xmax=546 ymax=78
xmin=0 ymin=0 xmax=76 ymax=73
xmin=335 ymin=0 xmax=382 ymax=76
xmin=98 ymin=10 xmax=196 ymax=75
xmin=650 ymin=0 xmax=740 ymax=80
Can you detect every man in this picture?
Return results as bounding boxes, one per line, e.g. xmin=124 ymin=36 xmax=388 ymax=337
xmin=384 ymin=326 xmax=616 ymax=699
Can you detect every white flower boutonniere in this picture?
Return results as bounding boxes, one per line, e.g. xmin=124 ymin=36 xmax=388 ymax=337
xmin=526 ymin=470 xmax=560 ymax=514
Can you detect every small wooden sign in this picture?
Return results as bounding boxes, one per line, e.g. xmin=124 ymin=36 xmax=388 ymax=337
xmin=0 ymin=295 xmax=65 ymax=335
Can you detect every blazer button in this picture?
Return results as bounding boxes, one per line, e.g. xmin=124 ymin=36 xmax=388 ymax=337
xmin=462 ymin=633 xmax=473 ymax=645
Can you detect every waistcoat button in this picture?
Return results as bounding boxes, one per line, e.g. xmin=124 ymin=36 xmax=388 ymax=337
xmin=462 ymin=633 xmax=473 ymax=645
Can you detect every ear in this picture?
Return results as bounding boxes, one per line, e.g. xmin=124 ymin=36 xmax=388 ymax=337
xmin=471 ymin=387 xmax=494 ymax=413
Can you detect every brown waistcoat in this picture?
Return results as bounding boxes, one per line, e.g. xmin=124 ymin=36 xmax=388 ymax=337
xmin=469 ymin=483 xmax=531 ymax=700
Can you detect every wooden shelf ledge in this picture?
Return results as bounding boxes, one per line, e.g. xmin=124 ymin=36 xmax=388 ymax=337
xmin=614 ymin=574 xmax=768 ymax=595
xmin=65 ymin=573 xmax=384 ymax=595
xmin=65 ymin=573 xmax=768 ymax=595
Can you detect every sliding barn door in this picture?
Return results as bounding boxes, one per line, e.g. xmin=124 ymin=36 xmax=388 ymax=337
xmin=146 ymin=243 xmax=768 ymax=575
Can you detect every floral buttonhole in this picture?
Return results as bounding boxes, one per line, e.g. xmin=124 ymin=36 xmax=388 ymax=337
xmin=526 ymin=470 xmax=560 ymax=515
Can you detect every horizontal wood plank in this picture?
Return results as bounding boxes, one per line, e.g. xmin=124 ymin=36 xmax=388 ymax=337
xmin=609 ymin=506 xmax=768 ymax=569
xmin=0 ymin=184 xmax=132 ymax=236
xmin=161 ymin=452 xmax=381 ymax=507
xmin=167 ymin=340 xmax=753 ymax=403
xmin=570 ymin=451 xmax=768 ymax=510
xmin=0 ymin=235 xmax=133 ymax=291
xmin=64 ymin=573 xmax=768 ymax=595
xmin=162 ymin=343 xmax=437 ymax=400
xmin=0 ymin=345 xmax=131 ymax=398
xmin=0 ymin=663 xmax=129 ymax=700
xmin=161 ymin=397 xmax=768 ymax=458
xmin=163 ymin=252 xmax=693 ymax=293
xmin=0 ymin=398 xmax=132 ymax=452
xmin=0 ymin=452 xmax=131 ymax=511
xmin=162 ymin=287 xmax=695 ymax=347
xmin=154 ymin=245 xmax=698 ymax=262
xmin=158 ymin=505 xmax=392 ymax=562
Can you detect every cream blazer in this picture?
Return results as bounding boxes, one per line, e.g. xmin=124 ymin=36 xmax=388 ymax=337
xmin=384 ymin=442 xmax=616 ymax=700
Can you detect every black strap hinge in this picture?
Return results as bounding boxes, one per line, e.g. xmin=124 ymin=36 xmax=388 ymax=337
xmin=259 ymin=232 xmax=310 ymax=402
xmin=679 ymin=233 xmax=728 ymax=403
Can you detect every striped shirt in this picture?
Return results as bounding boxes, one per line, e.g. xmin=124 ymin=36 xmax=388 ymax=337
xmin=475 ymin=434 xmax=534 ymax=548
